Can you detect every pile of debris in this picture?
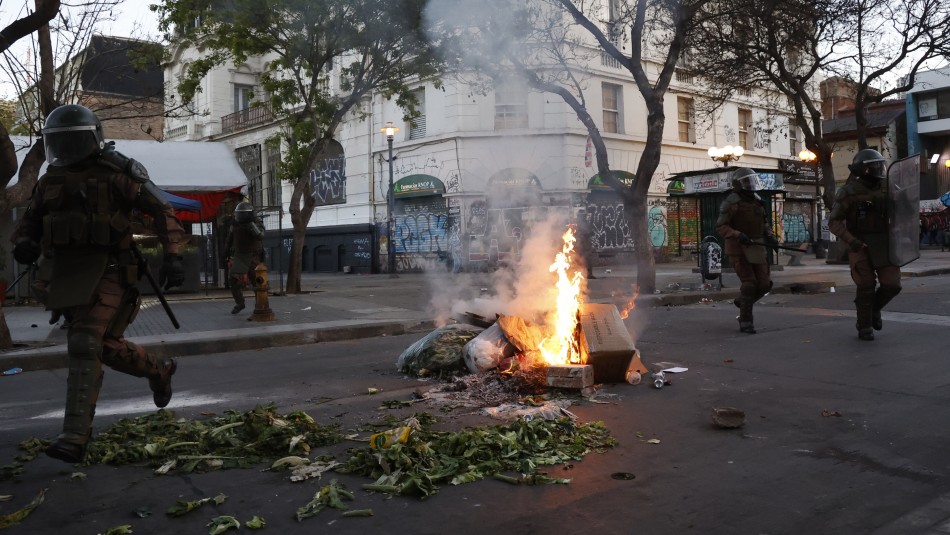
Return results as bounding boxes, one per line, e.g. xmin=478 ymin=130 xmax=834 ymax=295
xmin=397 ymin=303 xmax=647 ymax=415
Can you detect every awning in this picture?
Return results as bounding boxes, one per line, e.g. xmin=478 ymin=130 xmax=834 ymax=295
xmin=588 ymin=170 xmax=636 ymax=190
xmin=667 ymin=166 xmax=791 ymax=194
xmin=167 ymin=187 xmax=242 ymax=222
xmin=161 ymin=190 xmax=201 ymax=212
xmin=8 ymin=136 xmax=248 ymax=191
xmin=393 ymin=174 xmax=445 ymax=198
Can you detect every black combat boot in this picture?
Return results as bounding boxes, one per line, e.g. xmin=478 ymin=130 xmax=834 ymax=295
xmin=858 ymin=328 xmax=875 ymax=341
xmin=150 ymin=359 xmax=177 ymax=408
xmin=231 ymin=303 xmax=245 ymax=314
xmin=46 ymin=432 xmax=89 ymax=464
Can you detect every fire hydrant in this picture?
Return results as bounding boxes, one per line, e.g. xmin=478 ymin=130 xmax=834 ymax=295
xmin=249 ymin=262 xmax=275 ymax=322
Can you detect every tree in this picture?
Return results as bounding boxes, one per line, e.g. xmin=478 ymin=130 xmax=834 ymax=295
xmin=0 ymin=0 xmax=61 ymax=348
xmin=690 ymin=0 xmax=950 ymax=207
xmin=156 ymin=0 xmax=446 ymax=292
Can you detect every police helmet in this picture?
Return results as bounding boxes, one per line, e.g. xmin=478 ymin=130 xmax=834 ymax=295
xmin=41 ymin=105 xmax=106 ymax=166
xmin=847 ymin=148 xmax=886 ymax=181
xmin=234 ymin=201 xmax=254 ymax=224
xmin=731 ymin=167 xmax=761 ymax=192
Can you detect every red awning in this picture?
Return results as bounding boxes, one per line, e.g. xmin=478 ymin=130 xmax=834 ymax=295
xmin=168 ymin=187 xmax=243 ymax=222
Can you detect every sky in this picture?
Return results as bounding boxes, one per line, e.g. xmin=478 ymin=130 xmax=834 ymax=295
xmin=0 ymin=1 xmax=162 ymax=99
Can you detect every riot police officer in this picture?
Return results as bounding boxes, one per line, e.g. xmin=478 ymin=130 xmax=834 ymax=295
xmin=828 ymin=148 xmax=900 ymax=341
xmin=225 ymin=201 xmax=265 ymax=314
xmin=716 ymin=167 xmax=778 ymax=334
xmin=11 ymin=104 xmax=185 ymax=463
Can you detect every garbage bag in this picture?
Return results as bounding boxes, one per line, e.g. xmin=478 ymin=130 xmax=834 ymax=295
xmin=397 ymin=324 xmax=484 ymax=376
xmin=462 ymin=323 xmax=516 ymax=374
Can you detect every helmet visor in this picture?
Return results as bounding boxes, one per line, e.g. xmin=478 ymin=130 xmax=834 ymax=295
xmin=735 ymin=172 xmax=761 ymax=191
xmin=43 ymin=129 xmax=100 ymax=166
xmin=866 ymin=160 xmax=885 ymax=180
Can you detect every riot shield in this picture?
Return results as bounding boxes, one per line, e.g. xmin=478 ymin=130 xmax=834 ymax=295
xmin=887 ymin=155 xmax=920 ymax=267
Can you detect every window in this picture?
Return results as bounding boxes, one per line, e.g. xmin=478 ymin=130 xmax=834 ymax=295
xmin=677 ymin=97 xmax=695 ymax=143
xmin=494 ymin=85 xmax=528 ymax=129
xmin=602 ymin=83 xmax=622 ymax=134
xmin=234 ymin=84 xmax=254 ymax=113
xmin=737 ymin=87 xmax=752 ymax=97
xmin=409 ymin=88 xmax=426 ymax=140
xmin=788 ymin=117 xmax=801 ymax=156
xmin=738 ymin=108 xmax=751 ymax=149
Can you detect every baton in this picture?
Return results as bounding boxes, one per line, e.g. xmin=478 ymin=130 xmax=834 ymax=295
xmin=130 ymin=244 xmax=180 ymax=329
xmin=8 ymin=263 xmax=36 ymax=289
xmin=750 ymin=241 xmax=809 ymax=253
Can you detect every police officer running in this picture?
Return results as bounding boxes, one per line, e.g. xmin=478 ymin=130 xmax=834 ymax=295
xmin=225 ymin=201 xmax=265 ymax=314
xmin=716 ymin=167 xmax=778 ymax=334
xmin=11 ymin=104 xmax=186 ymax=463
xmin=828 ymin=149 xmax=900 ymax=341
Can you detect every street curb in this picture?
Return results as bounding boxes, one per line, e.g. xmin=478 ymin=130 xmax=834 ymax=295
xmin=0 ymin=318 xmax=437 ymax=373
xmin=903 ymin=267 xmax=950 ymax=277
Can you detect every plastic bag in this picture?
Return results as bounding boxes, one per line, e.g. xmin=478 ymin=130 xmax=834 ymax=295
xmin=462 ymin=323 xmax=516 ymax=374
xmin=396 ymin=324 xmax=484 ymax=376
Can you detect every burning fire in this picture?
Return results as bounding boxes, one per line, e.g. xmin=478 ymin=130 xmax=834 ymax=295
xmin=539 ymin=226 xmax=586 ymax=366
xmin=619 ymin=285 xmax=639 ymax=319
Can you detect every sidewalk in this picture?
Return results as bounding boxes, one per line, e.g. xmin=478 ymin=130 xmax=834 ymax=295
xmin=2 ymin=247 xmax=947 ymax=372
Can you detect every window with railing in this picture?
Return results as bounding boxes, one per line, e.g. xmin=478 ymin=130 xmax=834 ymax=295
xmin=675 ymin=69 xmax=694 ymax=85
xmin=221 ymin=105 xmax=274 ymax=134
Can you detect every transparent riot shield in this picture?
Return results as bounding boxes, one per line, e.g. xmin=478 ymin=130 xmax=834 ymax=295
xmin=887 ymin=155 xmax=920 ymax=267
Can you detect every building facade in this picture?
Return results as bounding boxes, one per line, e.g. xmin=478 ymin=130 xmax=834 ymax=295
xmin=162 ymin=13 xmax=813 ymax=274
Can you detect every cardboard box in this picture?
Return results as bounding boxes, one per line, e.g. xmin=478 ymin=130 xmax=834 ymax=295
xmin=579 ymin=303 xmax=646 ymax=383
xmin=545 ymin=364 xmax=594 ymax=390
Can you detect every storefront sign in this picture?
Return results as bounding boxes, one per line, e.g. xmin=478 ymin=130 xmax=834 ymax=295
xmin=394 ymin=174 xmax=445 ymax=198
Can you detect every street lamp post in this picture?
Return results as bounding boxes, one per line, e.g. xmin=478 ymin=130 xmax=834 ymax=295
xmin=381 ymin=121 xmax=400 ymax=278
xmin=708 ymin=145 xmax=744 ymax=166
xmin=799 ymin=149 xmax=823 ymax=258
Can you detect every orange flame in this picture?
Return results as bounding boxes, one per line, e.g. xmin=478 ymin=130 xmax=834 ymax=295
xmin=539 ymin=227 xmax=586 ymax=366
xmin=619 ymin=284 xmax=640 ymax=319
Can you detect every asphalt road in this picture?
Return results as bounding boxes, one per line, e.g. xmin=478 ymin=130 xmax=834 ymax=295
xmin=2 ymin=275 xmax=950 ymax=534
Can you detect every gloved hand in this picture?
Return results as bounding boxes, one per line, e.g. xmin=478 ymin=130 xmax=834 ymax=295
xmin=737 ymin=233 xmax=753 ymax=246
xmin=849 ymin=239 xmax=866 ymax=252
xmin=160 ymin=253 xmax=185 ymax=290
xmin=765 ymin=235 xmax=779 ymax=247
xmin=13 ymin=239 xmax=41 ymax=265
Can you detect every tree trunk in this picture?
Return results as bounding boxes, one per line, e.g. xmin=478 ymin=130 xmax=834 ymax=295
xmin=0 ymin=306 xmax=12 ymax=349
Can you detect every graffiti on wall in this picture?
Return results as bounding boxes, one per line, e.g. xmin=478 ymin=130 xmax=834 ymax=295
xmin=310 ymin=156 xmax=346 ymax=206
xmin=586 ymin=203 xmax=633 ymax=249
xmin=781 ymin=202 xmax=812 ymax=243
xmin=648 ymin=204 xmax=668 ymax=247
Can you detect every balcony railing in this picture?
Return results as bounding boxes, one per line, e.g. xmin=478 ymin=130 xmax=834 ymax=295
xmin=222 ymin=105 xmax=274 ymax=135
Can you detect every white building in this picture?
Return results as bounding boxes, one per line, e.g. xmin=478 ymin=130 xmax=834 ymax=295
xmin=162 ymin=9 xmax=811 ymax=274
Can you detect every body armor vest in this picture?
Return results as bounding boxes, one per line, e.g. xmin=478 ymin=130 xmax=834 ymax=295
xmin=40 ymin=167 xmax=130 ymax=252
xmin=232 ymin=221 xmax=263 ymax=254
xmin=844 ymin=179 xmax=887 ymax=237
xmin=727 ymin=194 xmax=766 ymax=238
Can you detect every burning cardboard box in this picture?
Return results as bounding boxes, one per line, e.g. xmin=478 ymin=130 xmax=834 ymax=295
xmin=578 ymin=303 xmax=646 ymax=383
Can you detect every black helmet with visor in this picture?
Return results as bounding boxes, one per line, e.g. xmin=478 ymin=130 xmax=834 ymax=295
xmin=848 ymin=148 xmax=886 ymax=181
xmin=731 ymin=167 xmax=761 ymax=192
xmin=41 ymin=105 xmax=106 ymax=167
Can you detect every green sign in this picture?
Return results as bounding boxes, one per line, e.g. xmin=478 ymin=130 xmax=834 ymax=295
xmin=588 ymin=170 xmax=636 ymax=190
xmin=393 ymin=174 xmax=445 ymax=198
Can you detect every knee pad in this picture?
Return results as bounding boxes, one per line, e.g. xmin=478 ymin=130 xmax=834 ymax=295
xmin=67 ymin=330 xmax=101 ymax=361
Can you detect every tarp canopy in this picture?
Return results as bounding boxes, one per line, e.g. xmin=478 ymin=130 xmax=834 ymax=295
xmin=161 ymin=190 xmax=201 ymax=212
xmin=8 ymin=136 xmax=247 ymax=222
xmin=7 ymin=136 xmax=248 ymax=191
